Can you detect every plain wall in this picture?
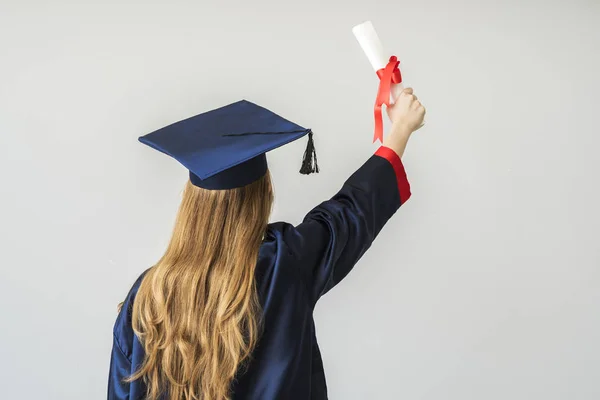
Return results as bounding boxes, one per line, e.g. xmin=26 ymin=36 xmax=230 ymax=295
xmin=1 ymin=0 xmax=599 ymax=399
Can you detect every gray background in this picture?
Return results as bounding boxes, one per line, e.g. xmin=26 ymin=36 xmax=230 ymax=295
xmin=1 ymin=0 xmax=599 ymax=399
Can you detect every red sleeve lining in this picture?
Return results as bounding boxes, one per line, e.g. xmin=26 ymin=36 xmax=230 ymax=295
xmin=374 ymin=146 xmax=411 ymax=204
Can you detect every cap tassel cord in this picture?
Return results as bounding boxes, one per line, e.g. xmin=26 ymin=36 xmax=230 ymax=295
xmin=300 ymin=130 xmax=319 ymax=175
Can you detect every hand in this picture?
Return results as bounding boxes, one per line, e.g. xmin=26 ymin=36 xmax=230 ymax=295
xmin=386 ymin=88 xmax=426 ymax=135
xmin=382 ymin=88 xmax=426 ymax=158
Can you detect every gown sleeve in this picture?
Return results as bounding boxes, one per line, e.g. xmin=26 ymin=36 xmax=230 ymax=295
xmin=108 ymin=333 xmax=133 ymax=399
xmin=108 ymin=272 xmax=149 ymax=400
xmin=281 ymin=146 xmax=412 ymax=306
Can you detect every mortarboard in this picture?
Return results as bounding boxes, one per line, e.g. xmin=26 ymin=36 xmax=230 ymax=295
xmin=139 ymin=100 xmax=318 ymax=190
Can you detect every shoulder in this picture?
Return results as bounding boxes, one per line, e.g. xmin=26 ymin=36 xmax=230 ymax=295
xmin=265 ymin=222 xmax=305 ymax=256
xmin=258 ymin=222 xmax=309 ymax=277
xmin=262 ymin=221 xmax=327 ymax=278
xmin=266 ymin=221 xmax=294 ymax=238
xmin=112 ymin=269 xmax=151 ymax=359
xmin=266 ymin=219 xmax=329 ymax=258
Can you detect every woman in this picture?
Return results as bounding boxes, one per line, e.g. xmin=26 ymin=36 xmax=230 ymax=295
xmin=109 ymin=89 xmax=426 ymax=400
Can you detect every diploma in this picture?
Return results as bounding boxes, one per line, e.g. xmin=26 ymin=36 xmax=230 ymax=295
xmin=352 ymin=21 xmax=404 ymax=104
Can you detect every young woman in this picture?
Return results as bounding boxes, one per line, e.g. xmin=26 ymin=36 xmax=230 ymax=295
xmin=109 ymin=88 xmax=426 ymax=400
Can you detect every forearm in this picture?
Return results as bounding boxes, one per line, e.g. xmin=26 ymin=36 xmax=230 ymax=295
xmin=382 ymin=122 xmax=412 ymax=159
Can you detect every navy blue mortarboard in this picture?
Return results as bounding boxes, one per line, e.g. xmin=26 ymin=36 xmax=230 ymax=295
xmin=139 ymin=100 xmax=319 ymax=190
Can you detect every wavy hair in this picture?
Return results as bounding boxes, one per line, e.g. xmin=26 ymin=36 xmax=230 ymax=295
xmin=129 ymin=172 xmax=273 ymax=399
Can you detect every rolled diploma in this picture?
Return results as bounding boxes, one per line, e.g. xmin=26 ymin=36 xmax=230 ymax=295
xmin=352 ymin=21 xmax=404 ymax=104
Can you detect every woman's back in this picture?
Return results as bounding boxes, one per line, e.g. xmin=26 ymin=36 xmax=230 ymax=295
xmin=110 ymin=150 xmax=410 ymax=399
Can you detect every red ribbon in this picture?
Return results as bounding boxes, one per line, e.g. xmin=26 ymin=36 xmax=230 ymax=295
xmin=374 ymin=56 xmax=402 ymax=143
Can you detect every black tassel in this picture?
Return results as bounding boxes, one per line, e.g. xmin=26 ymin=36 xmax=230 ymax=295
xmin=299 ymin=130 xmax=319 ymax=175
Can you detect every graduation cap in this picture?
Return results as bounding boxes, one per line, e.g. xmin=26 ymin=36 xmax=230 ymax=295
xmin=139 ymin=100 xmax=319 ymax=190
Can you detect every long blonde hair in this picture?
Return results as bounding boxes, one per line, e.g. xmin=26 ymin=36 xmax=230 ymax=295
xmin=130 ymin=172 xmax=273 ymax=400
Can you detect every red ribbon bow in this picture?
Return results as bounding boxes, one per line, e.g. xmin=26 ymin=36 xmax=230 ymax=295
xmin=374 ymin=56 xmax=402 ymax=143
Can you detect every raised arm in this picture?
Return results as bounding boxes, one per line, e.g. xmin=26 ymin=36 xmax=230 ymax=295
xmin=282 ymin=89 xmax=426 ymax=306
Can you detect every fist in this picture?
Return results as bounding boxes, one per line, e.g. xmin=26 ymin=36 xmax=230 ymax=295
xmin=386 ymin=88 xmax=426 ymax=133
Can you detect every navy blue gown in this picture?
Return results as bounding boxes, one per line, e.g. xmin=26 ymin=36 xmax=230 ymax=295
xmin=109 ymin=148 xmax=411 ymax=399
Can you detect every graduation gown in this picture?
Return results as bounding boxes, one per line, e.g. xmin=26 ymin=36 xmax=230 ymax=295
xmin=109 ymin=147 xmax=411 ymax=400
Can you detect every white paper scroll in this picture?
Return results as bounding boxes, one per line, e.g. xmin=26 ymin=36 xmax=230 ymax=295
xmin=352 ymin=21 xmax=404 ymax=104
